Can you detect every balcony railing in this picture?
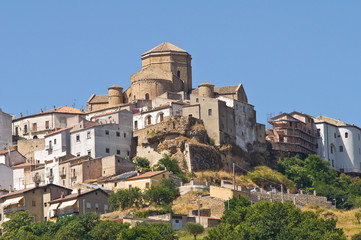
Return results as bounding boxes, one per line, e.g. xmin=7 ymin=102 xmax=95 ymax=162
xmin=55 ymin=207 xmax=78 ymax=216
xmin=4 ymin=205 xmax=25 ymax=215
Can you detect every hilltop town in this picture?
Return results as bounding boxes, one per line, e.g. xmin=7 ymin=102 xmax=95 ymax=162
xmin=1 ymin=42 xmax=361 ymax=239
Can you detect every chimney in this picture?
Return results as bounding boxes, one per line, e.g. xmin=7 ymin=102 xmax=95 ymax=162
xmin=61 ymin=192 xmax=65 ymax=199
xmin=77 ymin=189 xmax=81 ymax=195
xmin=53 ymin=105 xmax=56 ymax=110
xmin=40 ymin=109 xmax=43 ymax=113
xmin=20 ymin=113 xmax=23 ymax=118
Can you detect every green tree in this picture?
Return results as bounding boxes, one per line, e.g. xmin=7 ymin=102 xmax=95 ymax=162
xmin=185 ymin=222 xmax=204 ymax=240
xmin=144 ymin=179 xmax=178 ymax=205
xmin=90 ymin=220 xmax=130 ymax=240
xmin=108 ymin=187 xmax=143 ymax=210
xmin=155 ymin=154 xmax=180 ymax=174
xmin=134 ymin=157 xmax=150 ymax=169
xmin=352 ymin=232 xmax=361 ymax=240
xmin=119 ymin=222 xmax=162 ymax=240
xmin=1 ymin=211 xmax=34 ymax=240
xmin=54 ymin=220 xmax=86 ymax=240
xmin=207 ymin=198 xmax=345 ymax=240
xmin=355 ymin=212 xmax=361 ymax=224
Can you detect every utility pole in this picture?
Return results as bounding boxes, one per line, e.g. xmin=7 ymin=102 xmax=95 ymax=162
xmin=233 ymin=162 xmax=235 ymax=191
xmin=197 ymin=194 xmax=201 ymax=223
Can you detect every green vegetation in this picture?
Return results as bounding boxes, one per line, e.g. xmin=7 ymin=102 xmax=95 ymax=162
xmin=109 ymin=178 xmax=179 ymax=212
xmin=0 ymin=211 xmax=130 ymax=240
xmin=185 ymin=222 xmax=204 ymax=240
xmin=155 ymin=154 xmax=190 ymax=183
xmin=206 ymin=197 xmax=345 ymax=240
xmin=108 ymin=187 xmax=143 ymax=210
xmin=277 ymin=155 xmax=361 ymax=209
xmin=134 ymin=156 xmax=150 ymax=169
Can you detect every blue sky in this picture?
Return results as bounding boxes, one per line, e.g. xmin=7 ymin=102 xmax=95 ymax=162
xmin=1 ymin=1 xmax=360 ymax=127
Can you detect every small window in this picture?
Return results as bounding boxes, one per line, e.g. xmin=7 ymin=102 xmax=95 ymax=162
xmin=76 ymin=135 xmax=80 ymax=142
xmin=44 ymin=202 xmax=47 ymax=207
xmin=345 ymin=132 xmax=348 ymax=138
xmin=87 ymin=150 xmax=91 ymax=156
xmin=86 ymin=202 xmax=91 ymax=209
xmin=127 ymin=151 xmax=130 ymax=156
xmin=95 ymin=203 xmax=99 ymax=210
xmin=115 ymin=182 xmax=118 ymax=187
xmin=134 ymin=121 xmax=138 ymax=130
xmin=208 ymin=109 xmax=212 ymax=116
xmin=116 ymin=131 xmax=120 ymax=137
xmin=24 ymin=124 xmax=28 ymax=133
xmin=117 ymin=150 xmax=120 ymax=155
xmin=129 ymin=185 xmax=132 ymax=190
xmin=316 ymin=143 xmax=318 ymax=149
xmin=105 ymin=130 xmax=109 ymax=135
xmin=196 ymin=98 xmax=199 ymax=103
xmin=76 ymin=152 xmax=80 ymax=157
xmin=145 ymin=93 xmax=150 ymax=100
xmin=177 ymin=70 xmax=180 ymax=77
xmin=242 ymin=106 xmax=246 ymax=112
xmin=332 ymin=160 xmax=335 ymax=167
xmin=175 ymin=220 xmax=179 ymax=223
xmin=317 ymin=129 xmax=321 ymax=137
xmin=339 ymin=146 xmax=343 ymax=152
xmin=44 ymin=187 xmax=47 ymax=192
xmin=330 ymin=146 xmax=334 ymax=154
xmin=163 ymin=174 xmax=165 ymax=179
xmin=32 ymin=201 xmax=36 ymax=207
xmin=54 ymin=139 xmax=57 ymax=145
xmin=235 ymin=104 xmax=238 ymax=110
xmin=106 ymin=148 xmax=110 ymax=153
xmin=334 ymin=133 xmax=336 ymax=138
xmin=146 ymin=182 xmax=150 ymax=188
xmin=104 ymin=204 xmax=109 ymax=211
xmin=87 ymin=131 xmax=91 ymax=139
xmin=124 ymin=133 xmax=126 ymax=138
xmin=33 ymin=123 xmax=37 ymax=132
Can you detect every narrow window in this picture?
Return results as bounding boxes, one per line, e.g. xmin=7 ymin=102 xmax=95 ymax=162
xmin=196 ymin=98 xmax=199 ymax=103
xmin=208 ymin=109 xmax=212 ymax=116
xmin=117 ymin=150 xmax=120 ymax=155
xmin=330 ymin=146 xmax=334 ymax=154
xmin=339 ymin=146 xmax=343 ymax=152
xmin=146 ymin=182 xmax=150 ymax=188
xmin=95 ymin=203 xmax=99 ymax=210
xmin=87 ymin=131 xmax=91 ymax=139
xmin=87 ymin=150 xmax=91 ymax=156
xmin=127 ymin=151 xmax=130 ymax=156
xmin=145 ymin=93 xmax=150 ymax=100
xmin=76 ymin=152 xmax=80 ymax=157
xmin=317 ymin=129 xmax=321 ymax=137
xmin=345 ymin=132 xmax=348 ymax=138
xmin=54 ymin=139 xmax=57 ymax=144
xmin=104 ymin=204 xmax=109 ymax=211
xmin=124 ymin=133 xmax=126 ymax=138
xmin=15 ymin=127 xmax=19 ymax=136
xmin=134 ymin=121 xmax=138 ymax=130
xmin=33 ymin=123 xmax=37 ymax=132
xmin=86 ymin=202 xmax=91 ymax=209
xmin=242 ymin=106 xmax=246 ymax=112
xmin=76 ymin=135 xmax=80 ymax=142
xmin=106 ymin=148 xmax=110 ymax=153
xmin=334 ymin=133 xmax=336 ymax=138
xmin=24 ymin=124 xmax=28 ymax=133
xmin=163 ymin=174 xmax=165 ymax=179
xmin=177 ymin=70 xmax=180 ymax=77
xmin=32 ymin=201 xmax=36 ymax=207
xmin=129 ymin=185 xmax=132 ymax=190
xmin=116 ymin=131 xmax=120 ymax=137
xmin=160 ymin=113 xmax=164 ymax=122
xmin=45 ymin=121 xmax=49 ymax=129
xmin=105 ymin=130 xmax=109 ymax=135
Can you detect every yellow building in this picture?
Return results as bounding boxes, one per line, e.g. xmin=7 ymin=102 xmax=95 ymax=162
xmin=122 ymin=170 xmax=169 ymax=190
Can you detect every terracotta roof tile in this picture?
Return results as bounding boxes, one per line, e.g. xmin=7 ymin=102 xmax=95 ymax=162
xmin=11 ymin=163 xmax=44 ymax=169
xmin=89 ymin=95 xmax=109 ymax=104
xmin=143 ymin=42 xmax=187 ymax=55
xmin=45 ymin=127 xmax=73 ymax=137
xmin=126 ymin=170 xmax=167 ymax=181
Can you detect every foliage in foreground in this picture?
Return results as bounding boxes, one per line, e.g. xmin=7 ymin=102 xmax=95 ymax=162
xmin=185 ymin=222 xmax=204 ymax=240
xmin=277 ymin=154 xmax=361 ymax=209
xmin=206 ymin=197 xmax=346 ymax=240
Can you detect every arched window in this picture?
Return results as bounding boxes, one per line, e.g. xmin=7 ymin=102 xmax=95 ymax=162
xmin=145 ymin=93 xmax=149 ymax=100
xmin=145 ymin=115 xmax=152 ymax=126
xmin=159 ymin=113 xmax=164 ymax=122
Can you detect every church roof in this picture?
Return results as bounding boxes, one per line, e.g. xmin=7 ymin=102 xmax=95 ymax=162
xmin=88 ymin=95 xmax=109 ymax=104
xmin=214 ymin=85 xmax=238 ymax=94
xmin=143 ymin=42 xmax=187 ymax=55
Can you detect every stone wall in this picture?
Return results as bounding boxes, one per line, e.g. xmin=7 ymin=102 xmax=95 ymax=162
xmin=17 ymin=139 xmax=45 ymax=163
xmin=210 ymin=185 xmax=333 ymax=209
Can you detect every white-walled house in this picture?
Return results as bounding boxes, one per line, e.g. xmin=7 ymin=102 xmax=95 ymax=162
xmin=0 ymin=108 xmax=12 ymax=150
xmin=34 ymin=127 xmax=73 ymax=164
xmin=0 ymin=150 xmax=26 ymax=167
xmin=70 ymin=112 xmax=132 ymax=159
xmin=12 ymin=106 xmax=85 ymax=140
xmin=132 ymin=102 xmax=183 ymax=130
xmin=315 ymin=116 xmax=361 ymax=173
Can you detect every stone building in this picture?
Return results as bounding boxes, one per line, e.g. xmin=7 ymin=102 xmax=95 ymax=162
xmin=0 ymin=184 xmax=72 ymax=226
xmin=183 ymin=82 xmax=265 ymax=148
xmin=12 ymin=106 xmax=85 ymax=141
xmin=314 ymin=116 xmax=361 ymax=174
xmin=267 ymin=112 xmax=317 ymax=156
xmin=0 ymin=108 xmax=12 ymax=150
xmin=86 ymin=42 xmax=192 ymax=111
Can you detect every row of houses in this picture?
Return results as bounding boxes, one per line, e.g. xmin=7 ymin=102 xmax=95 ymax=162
xmin=267 ymin=112 xmax=361 ymax=174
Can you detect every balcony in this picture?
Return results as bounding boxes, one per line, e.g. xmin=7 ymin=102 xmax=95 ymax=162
xmin=46 ymin=172 xmax=54 ymax=180
xmin=55 ymin=207 xmax=79 ymax=216
xmin=60 ymin=173 xmax=66 ymax=179
xmin=4 ymin=205 xmax=25 ymax=215
xmin=45 ymin=144 xmax=53 ymax=151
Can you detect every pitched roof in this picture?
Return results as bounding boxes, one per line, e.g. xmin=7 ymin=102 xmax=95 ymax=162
xmin=0 ymin=149 xmax=16 ymax=155
xmin=11 ymin=163 xmax=44 ymax=169
xmin=214 ymin=86 xmax=238 ymax=94
xmin=50 ymin=188 xmax=108 ymax=203
xmin=126 ymin=170 xmax=167 ymax=181
xmin=0 ymin=184 xmax=71 ymax=199
xmin=43 ymin=106 xmax=84 ymax=114
xmin=88 ymin=95 xmax=109 ymax=104
xmin=198 ymin=82 xmax=214 ymax=87
xmin=313 ymin=116 xmax=348 ymax=126
xmin=45 ymin=126 xmax=73 ymax=137
xmin=143 ymin=42 xmax=187 ymax=55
